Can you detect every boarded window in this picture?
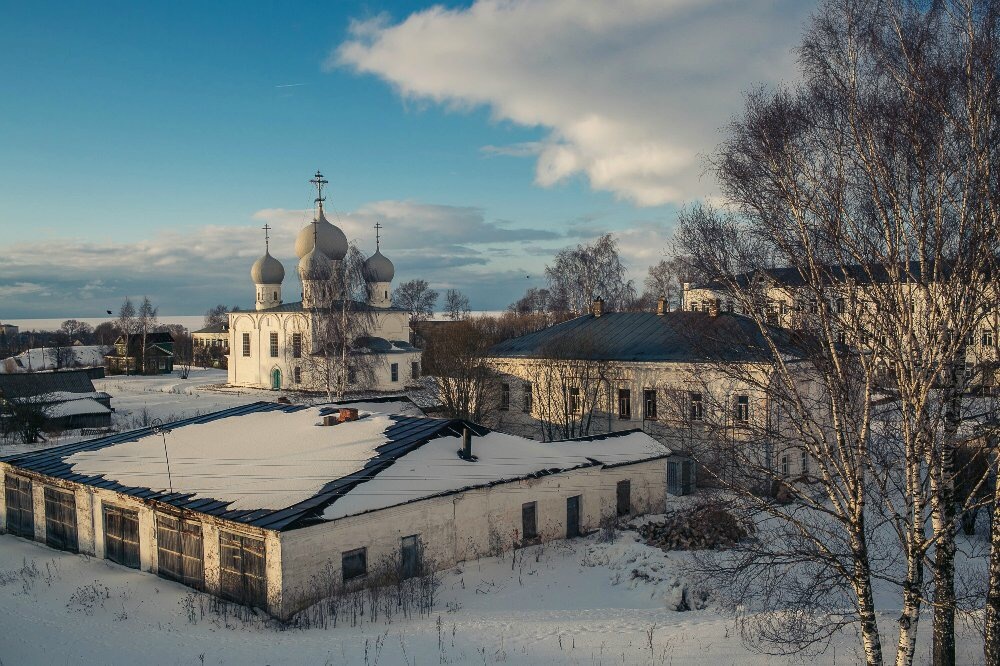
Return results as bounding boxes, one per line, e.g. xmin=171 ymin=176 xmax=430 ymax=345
xmin=293 ymin=366 xmax=301 ymax=384
xmin=499 ymin=383 xmax=510 ymax=411
xmin=269 ymin=332 xmax=278 ymax=357
xmin=522 ymin=501 xmax=537 ymax=540
xmin=292 ymin=333 xmax=302 ymax=358
xmin=667 ymin=459 xmax=696 ymax=496
xmin=689 ymin=393 xmax=703 ymax=421
xmin=219 ymin=532 xmax=266 ymax=609
xmin=566 ymin=495 xmax=581 ymax=538
xmin=43 ymin=487 xmax=78 ymax=552
xmin=103 ymin=504 xmax=140 ymax=569
xmin=616 ymin=480 xmax=631 ymax=517
xmin=568 ymin=387 xmax=581 ymax=414
xmin=411 ymin=361 xmax=420 ymax=380
xmin=4 ymin=474 xmax=34 ymax=539
xmin=643 ymin=389 xmax=657 ymax=420
xmin=390 ymin=363 xmax=399 ymax=382
xmin=735 ymin=395 xmax=749 ymax=422
xmin=618 ymin=389 xmax=631 ymax=419
xmin=242 ymin=333 xmax=250 ymax=357
xmin=156 ymin=514 xmax=204 ymax=590
xmin=342 ymin=547 xmax=367 ymax=582
xmin=400 ymin=535 xmax=420 ymax=579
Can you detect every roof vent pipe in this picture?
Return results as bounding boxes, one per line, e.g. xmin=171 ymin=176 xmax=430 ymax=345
xmin=458 ymin=426 xmax=477 ymax=461
xmin=709 ymin=299 xmax=721 ymax=318
xmin=592 ymin=297 xmax=603 ymax=318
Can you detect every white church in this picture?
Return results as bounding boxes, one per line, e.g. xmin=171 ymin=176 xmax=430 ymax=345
xmin=227 ymin=172 xmax=421 ymax=392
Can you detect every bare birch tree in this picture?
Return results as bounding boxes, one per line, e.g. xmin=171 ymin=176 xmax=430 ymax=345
xmin=545 ymin=234 xmax=635 ymax=313
xmin=677 ymin=2 xmax=1000 ymax=664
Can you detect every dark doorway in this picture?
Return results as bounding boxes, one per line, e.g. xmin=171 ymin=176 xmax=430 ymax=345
xmin=566 ymin=495 xmax=581 ymax=538
xmin=103 ymin=504 xmax=140 ymax=569
xmin=401 ymin=535 xmax=420 ymax=579
xmin=157 ymin=514 xmax=205 ymax=589
xmin=616 ymin=480 xmax=631 ymax=517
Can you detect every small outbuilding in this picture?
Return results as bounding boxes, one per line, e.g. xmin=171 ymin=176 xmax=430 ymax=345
xmin=0 ymin=370 xmax=112 ymax=434
xmin=0 ymin=398 xmax=672 ymax=619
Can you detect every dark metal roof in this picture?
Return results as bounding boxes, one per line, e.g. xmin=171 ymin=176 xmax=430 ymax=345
xmin=489 ymin=310 xmax=800 ymax=363
xmin=0 ymin=370 xmax=97 ymax=400
xmin=192 ymin=323 xmax=228 ymax=334
xmin=0 ymin=401 xmax=486 ymax=532
xmin=695 ymin=260 xmax=947 ymax=291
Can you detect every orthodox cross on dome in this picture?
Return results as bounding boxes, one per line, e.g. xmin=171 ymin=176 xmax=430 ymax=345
xmin=261 ymin=223 xmax=271 ymax=251
xmin=310 ymin=170 xmax=328 ymax=212
xmin=374 ymin=221 xmax=383 ymax=251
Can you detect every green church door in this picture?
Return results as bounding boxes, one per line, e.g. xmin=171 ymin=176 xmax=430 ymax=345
xmin=271 ymin=368 xmax=281 ymax=390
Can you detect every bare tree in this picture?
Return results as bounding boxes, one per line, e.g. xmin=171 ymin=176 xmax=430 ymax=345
xmin=423 ymin=319 xmax=499 ymax=422
xmin=508 ymin=287 xmax=551 ymax=315
xmin=443 ymin=289 xmax=471 ymax=320
xmin=93 ymin=321 xmax=120 ymax=346
xmin=203 ymin=304 xmax=231 ymax=328
xmin=59 ymin=319 xmax=93 ymax=342
xmin=116 ymin=298 xmax=138 ymax=375
xmin=392 ymin=279 xmax=439 ymax=322
xmin=545 ymin=234 xmax=635 ymax=313
xmin=137 ymin=297 xmax=158 ymax=375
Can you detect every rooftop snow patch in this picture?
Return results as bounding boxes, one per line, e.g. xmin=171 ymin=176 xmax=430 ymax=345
xmin=46 ymin=398 xmax=111 ymax=418
xmin=323 ymin=429 xmax=669 ymax=520
xmin=67 ymin=407 xmax=398 ymax=511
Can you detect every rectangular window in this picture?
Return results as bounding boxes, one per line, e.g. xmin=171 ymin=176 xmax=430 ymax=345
xmin=522 ymin=383 xmax=532 ymax=413
xmin=269 ymin=332 xmax=278 ymax=358
xmin=292 ymin=333 xmax=302 ymax=358
xmin=836 ymin=298 xmax=846 ymax=314
xmin=342 ymin=547 xmax=367 ymax=582
xmin=4 ymin=474 xmax=34 ymax=539
xmin=43 ymin=487 xmax=78 ymax=553
xmin=242 ymin=332 xmax=250 ymax=357
xmin=219 ymin=532 xmax=266 ymax=609
xmin=643 ymin=389 xmax=657 ymax=420
xmin=103 ymin=504 xmax=140 ymax=569
xmin=689 ymin=393 xmax=703 ymax=421
xmin=568 ymin=387 xmax=581 ymax=414
xmin=618 ymin=388 xmax=631 ymax=419
xmin=411 ymin=361 xmax=420 ymax=380
xmin=781 ymin=454 xmax=790 ymax=477
xmin=522 ymin=501 xmax=538 ymax=540
xmin=499 ymin=383 xmax=510 ymax=411
xmin=984 ymin=330 xmax=995 ymax=347
xmin=390 ymin=363 xmax=399 ymax=382
xmin=156 ymin=514 xmax=204 ymax=590
xmin=735 ymin=395 xmax=749 ymax=422
xmin=400 ymin=535 xmax=420 ymax=579
xmin=347 ymin=367 xmax=357 ymax=384
xmin=801 ymin=450 xmax=809 ymax=476
xmin=616 ymin=479 xmax=631 ymax=517
xmin=293 ymin=366 xmax=301 ymax=384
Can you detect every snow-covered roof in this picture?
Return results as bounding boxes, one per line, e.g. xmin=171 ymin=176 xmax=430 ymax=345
xmin=46 ymin=398 xmax=111 ymax=418
xmin=2 ymin=401 xmax=669 ymax=531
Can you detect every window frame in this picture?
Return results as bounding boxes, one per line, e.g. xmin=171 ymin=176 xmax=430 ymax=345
xmin=689 ymin=392 xmax=704 ymax=421
xmin=342 ymin=547 xmax=367 ymax=582
xmin=242 ymin=332 xmax=251 ymax=357
xmin=499 ymin=383 xmax=510 ymax=411
xmin=618 ymin=388 xmax=631 ymax=420
xmin=643 ymin=389 xmax=657 ymax=420
xmin=292 ymin=333 xmax=302 ymax=359
xmin=390 ymin=363 xmax=399 ymax=382
xmin=568 ymin=386 xmax=581 ymax=414
xmin=735 ymin=395 xmax=749 ymax=422
xmin=522 ymin=382 xmax=532 ymax=413
xmin=269 ymin=332 xmax=278 ymax=358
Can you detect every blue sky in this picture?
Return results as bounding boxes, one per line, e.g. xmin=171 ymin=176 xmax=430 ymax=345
xmin=0 ymin=1 xmax=813 ymax=320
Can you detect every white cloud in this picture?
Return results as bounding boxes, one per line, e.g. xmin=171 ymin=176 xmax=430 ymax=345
xmin=334 ymin=0 xmax=811 ymax=206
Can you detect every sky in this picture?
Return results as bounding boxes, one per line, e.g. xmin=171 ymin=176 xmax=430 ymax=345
xmin=0 ymin=0 xmax=814 ymax=321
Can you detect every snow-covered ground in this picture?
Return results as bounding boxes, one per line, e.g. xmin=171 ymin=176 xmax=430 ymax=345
xmin=0 ymin=524 xmax=985 ymax=665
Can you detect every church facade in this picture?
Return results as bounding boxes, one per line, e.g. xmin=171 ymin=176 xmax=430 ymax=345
xmin=227 ymin=173 xmax=421 ymax=393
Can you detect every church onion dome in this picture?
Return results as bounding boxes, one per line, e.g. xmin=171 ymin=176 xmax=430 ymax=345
xmin=295 ymin=211 xmax=348 ymax=261
xmin=250 ymin=250 xmax=285 ymax=285
xmin=298 ymin=246 xmax=333 ymax=281
xmin=363 ymin=249 xmax=395 ymax=283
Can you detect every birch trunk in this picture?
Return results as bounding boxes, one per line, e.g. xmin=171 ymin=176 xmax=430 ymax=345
xmin=984 ymin=445 xmax=1000 ymax=665
xmin=852 ymin=524 xmax=885 ymax=666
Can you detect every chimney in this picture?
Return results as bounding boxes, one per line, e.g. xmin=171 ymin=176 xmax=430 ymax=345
xmin=322 ymin=414 xmax=338 ymax=426
xmin=592 ymin=297 xmax=603 ymax=318
xmin=708 ymin=299 xmax=721 ymax=318
xmin=338 ymin=407 xmax=359 ymax=423
xmin=656 ymin=297 xmax=666 ymax=316
xmin=458 ymin=426 xmax=476 ymax=461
